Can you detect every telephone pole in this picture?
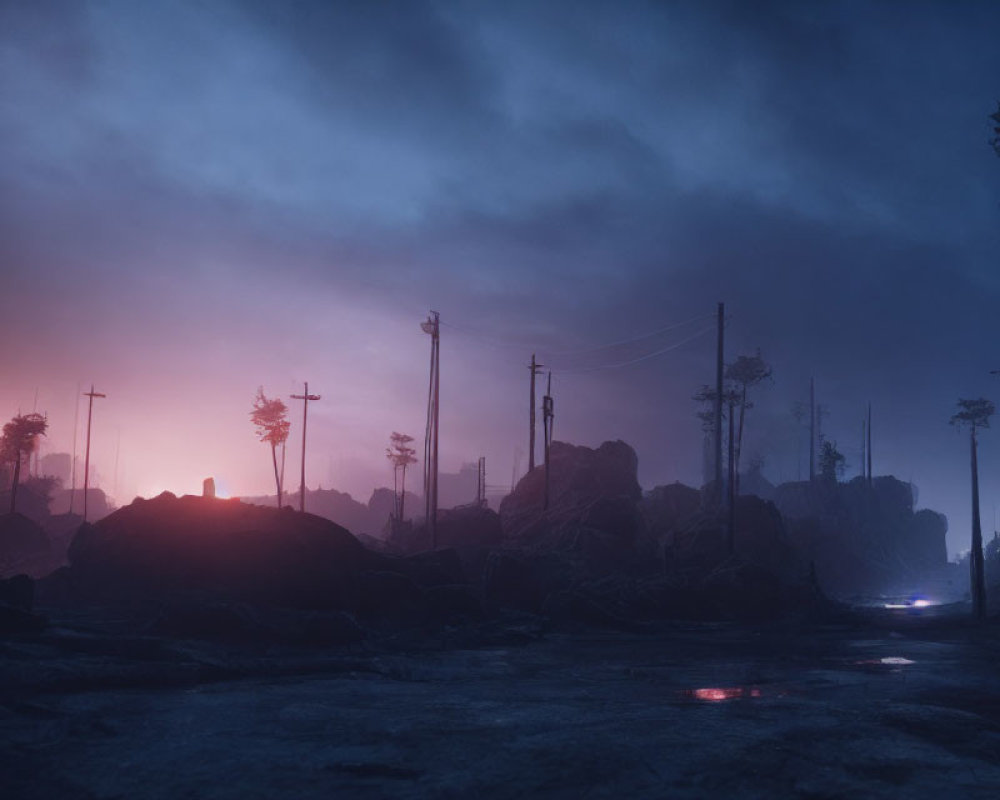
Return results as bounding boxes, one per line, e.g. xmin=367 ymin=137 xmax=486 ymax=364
xmin=727 ymin=394 xmax=737 ymax=554
xmin=421 ymin=312 xmax=441 ymax=547
xmin=543 ymin=371 xmax=554 ymax=510
xmin=714 ymin=303 xmax=725 ymax=506
xmin=476 ymin=456 xmax=486 ymax=507
xmin=528 ymin=354 xmax=544 ymax=472
xmin=290 ymin=381 xmax=321 ymax=513
xmin=82 ymin=385 xmax=106 ymax=522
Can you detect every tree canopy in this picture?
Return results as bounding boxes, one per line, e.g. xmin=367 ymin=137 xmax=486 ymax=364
xmin=1 ymin=413 xmax=48 ymax=464
xmin=250 ymin=387 xmax=290 ymax=448
xmin=950 ymin=397 xmax=995 ymax=433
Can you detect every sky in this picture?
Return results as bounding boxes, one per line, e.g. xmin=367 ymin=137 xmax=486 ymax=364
xmin=1 ymin=0 xmax=999 ymax=557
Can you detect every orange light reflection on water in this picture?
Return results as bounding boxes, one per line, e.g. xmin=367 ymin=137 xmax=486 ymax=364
xmin=690 ymin=687 xmax=762 ymax=702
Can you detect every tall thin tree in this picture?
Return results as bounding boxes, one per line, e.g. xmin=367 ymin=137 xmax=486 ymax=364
xmin=386 ymin=432 xmax=417 ymax=521
xmin=251 ymin=387 xmax=291 ymax=508
xmin=1 ymin=413 xmax=48 ymax=514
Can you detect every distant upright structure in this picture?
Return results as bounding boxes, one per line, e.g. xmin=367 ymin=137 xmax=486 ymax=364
xmin=714 ymin=302 xmax=725 ymax=506
xmin=421 ymin=312 xmax=441 ymax=547
xmin=203 ymin=477 xmax=216 ymax=498
xmin=528 ymin=354 xmax=544 ymax=472
xmin=290 ymin=381 xmax=321 ymax=513
xmin=82 ymin=384 xmax=106 ymax=522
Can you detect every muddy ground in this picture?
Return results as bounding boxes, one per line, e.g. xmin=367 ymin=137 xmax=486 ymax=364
xmin=3 ymin=609 xmax=1000 ymax=799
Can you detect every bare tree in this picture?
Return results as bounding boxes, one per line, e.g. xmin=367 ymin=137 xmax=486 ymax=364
xmin=725 ymin=350 xmax=772 ymax=495
xmin=386 ymin=432 xmax=418 ymax=521
xmin=250 ymin=387 xmax=290 ymax=507
xmin=2 ymin=413 xmax=48 ymax=513
xmin=951 ymin=397 xmax=995 ymax=621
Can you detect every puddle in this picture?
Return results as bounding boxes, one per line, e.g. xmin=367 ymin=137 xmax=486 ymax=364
xmin=683 ymin=687 xmax=763 ymax=702
xmin=851 ymin=656 xmax=916 ymax=671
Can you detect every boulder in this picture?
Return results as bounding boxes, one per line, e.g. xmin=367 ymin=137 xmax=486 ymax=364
xmin=773 ymin=475 xmax=949 ymax=597
xmin=500 ymin=440 xmax=641 ymax=533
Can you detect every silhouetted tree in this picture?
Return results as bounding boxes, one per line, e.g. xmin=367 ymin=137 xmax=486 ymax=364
xmin=818 ymin=440 xmax=846 ymax=483
xmin=1 ymin=413 xmax=48 ymax=513
xmin=386 ymin=431 xmax=418 ymax=520
xmin=951 ymin=397 xmax=994 ymax=621
xmin=250 ymin=387 xmax=290 ymax=508
xmin=725 ymin=350 xmax=773 ymax=494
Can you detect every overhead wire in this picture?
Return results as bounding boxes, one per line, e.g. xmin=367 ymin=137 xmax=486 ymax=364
xmin=550 ymin=324 xmax=717 ymax=374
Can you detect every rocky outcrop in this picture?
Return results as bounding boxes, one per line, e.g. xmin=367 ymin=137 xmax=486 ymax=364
xmin=773 ymin=476 xmax=949 ymax=596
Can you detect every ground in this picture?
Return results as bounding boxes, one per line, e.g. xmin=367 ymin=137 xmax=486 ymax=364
xmin=3 ymin=613 xmax=1000 ymax=799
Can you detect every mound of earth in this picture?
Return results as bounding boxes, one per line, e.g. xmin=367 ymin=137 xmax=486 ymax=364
xmin=65 ymin=492 xmax=380 ymax=610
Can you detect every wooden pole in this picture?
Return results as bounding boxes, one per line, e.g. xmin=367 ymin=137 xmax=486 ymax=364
xmin=528 ymin=354 xmax=544 ymax=473
xmin=971 ymin=428 xmax=987 ymax=620
xmin=421 ymin=312 xmax=440 ymax=547
xmin=290 ymin=382 xmax=321 ymax=513
xmin=727 ymin=397 xmax=736 ymax=554
xmin=432 ymin=315 xmax=440 ymax=546
xmin=82 ymin=385 xmax=106 ymax=522
xmin=714 ymin=303 xmax=724 ymax=505
xmin=543 ymin=371 xmax=554 ymax=510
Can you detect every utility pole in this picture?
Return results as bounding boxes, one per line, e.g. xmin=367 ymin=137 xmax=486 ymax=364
xmin=866 ymin=402 xmax=872 ymax=486
xmin=543 ymin=371 xmax=554 ymax=510
xmin=715 ymin=303 xmax=725 ymax=506
xmin=860 ymin=417 xmax=867 ymax=480
xmin=290 ymin=382 xmax=321 ymax=513
xmin=476 ymin=456 xmax=486 ymax=507
xmin=809 ymin=378 xmax=816 ymax=482
xmin=82 ymin=385 xmax=106 ymax=522
xmin=727 ymin=395 xmax=736 ymax=554
xmin=528 ymin=354 xmax=545 ymax=473
xmin=421 ymin=312 xmax=441 ymax=547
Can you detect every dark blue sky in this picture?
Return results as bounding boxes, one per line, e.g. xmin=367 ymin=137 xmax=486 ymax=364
xmin=2 ymin=0 xmax=999 ymax=556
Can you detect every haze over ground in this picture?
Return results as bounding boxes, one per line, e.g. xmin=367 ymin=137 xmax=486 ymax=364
xmin=2 ymin=0 xmax=999 ymax=558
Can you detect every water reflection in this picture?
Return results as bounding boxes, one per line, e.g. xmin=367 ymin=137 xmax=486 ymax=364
xmin=686 ymin=687 xmax=762 ymax=702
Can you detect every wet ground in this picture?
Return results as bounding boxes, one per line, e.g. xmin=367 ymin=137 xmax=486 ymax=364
xmin=3 ymin=613 xmax=1000 ymax=799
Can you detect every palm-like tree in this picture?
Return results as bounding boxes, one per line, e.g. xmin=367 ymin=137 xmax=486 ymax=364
xmin=2 ymin=413 xmax=48 ymax=513
xmin=386 ymin=432 xmax=418 ymax=521
xmin=251 ymin=387 xmax=291 ymax=507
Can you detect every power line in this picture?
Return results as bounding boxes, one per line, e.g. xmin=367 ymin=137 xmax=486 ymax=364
xmin=551 ymin=324 xmax=716 ymax=374
xmin=541 ymin=312 xmax=714 ymax=357
xmin=439 ymin=311 xmax=714 ymax=359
